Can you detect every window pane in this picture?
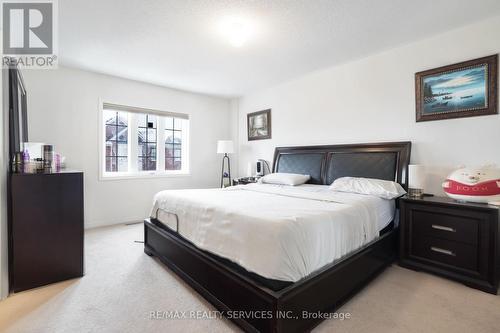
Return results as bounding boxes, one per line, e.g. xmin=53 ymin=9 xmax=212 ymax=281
xmin=147 ymin=143 xmax=156 ymax=157
xmin=105 ymin=125 xmax=116 ymax=141
xmin=138 ymin=157 xmax=144 ymax=171
xmin=116 ymin=126 xmax=128 ymax=142
xmin=137 ymin=142 xmax=146 ymax=156
xmin=147 ymin=157 xmax=156 ymax=170
xmin=106 ymin=141 xmax=117 ymax=156
xmin=173 ymin=159 xmax=182 ymax=170
xmin=117 ymin=143 xmax=128 ymax=156
xmin=174 ymin=118 xmax=182 ymax=130
xmin=174 ymin=149 xmax=181 ymax=158
xmin=106 ymin=157 xmax=116 ymax=172
xmin=165 ymin=145 xmax=174 ymax=158
xmin=147 ymin=128 xmax=157 ymax=142
xmin=165 ymin=117 xmax=174 ymax=129
xmin=138 ymin=128 xmax=146 ymax=144
xmin=173 ymin=131 xmax=182 ymax=144
xmin=138 ymin=143 xmax=157 ymax=157
xmin=117 ymin=157 xmax=128 ymax=172
xmin=165 ymin=130 xmax=174 ymax=144
xmin=137 ymin=113 xmax=146 ymax=128
xmin=139 ymin=157 xmax=156 ymax=171
xmin=147 ymin=115 xmax=157 ymax=128
xmin=104 ymin=110 xmax=117 ymax=125
xmin=165 ymin=158 xmax=174 ymax=170
xmin=117 ymin=112 xmax=128 ymax=126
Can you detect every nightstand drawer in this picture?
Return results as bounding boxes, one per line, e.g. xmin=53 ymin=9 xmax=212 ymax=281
xmin=411 ymin=236 xmax=478 ymax=272
xmin=411 ymin=209 xmax=479 ymax=245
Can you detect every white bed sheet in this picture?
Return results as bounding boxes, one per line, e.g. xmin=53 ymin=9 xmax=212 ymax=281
xmin=150 ymin=183 xmax=395 ymax=282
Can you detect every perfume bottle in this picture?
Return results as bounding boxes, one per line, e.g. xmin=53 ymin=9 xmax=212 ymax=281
xmin=11 ymin=152 xmax=23 ymax=173
xmin=43 ymin=145 xmax=54 ymax=173
xmin=22 ymin=150 xmax=30 ymax=173
xmin=54 ymin=153 xmax=61 ymax=172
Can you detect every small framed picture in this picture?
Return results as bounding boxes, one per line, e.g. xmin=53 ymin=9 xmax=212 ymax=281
xmin=247 ymin=109 xmax=271 ymax=141
xmin=415 ymin=54 xmax=498 ymax=122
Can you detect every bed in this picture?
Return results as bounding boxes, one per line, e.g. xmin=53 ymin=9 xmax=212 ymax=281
xmin=144 ymin=141 xmax=411 ymax=332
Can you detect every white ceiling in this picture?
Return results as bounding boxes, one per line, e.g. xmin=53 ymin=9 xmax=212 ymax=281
xmin=59 ymin=0 xmax=500 ymax=97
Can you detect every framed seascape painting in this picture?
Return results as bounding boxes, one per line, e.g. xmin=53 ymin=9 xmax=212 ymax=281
xmin=415 ymin=54 xmax=498 ymax=122
xmin=247 ymin=109 xmax=271 ymax=141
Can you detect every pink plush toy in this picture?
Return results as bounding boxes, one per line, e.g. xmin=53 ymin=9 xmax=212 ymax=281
xmin=442 ymin=166 xmax=500 ymax=204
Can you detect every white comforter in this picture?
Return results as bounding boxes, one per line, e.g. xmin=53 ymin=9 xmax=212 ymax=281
xmin=150 ymin=184 xmax=395 ymax=282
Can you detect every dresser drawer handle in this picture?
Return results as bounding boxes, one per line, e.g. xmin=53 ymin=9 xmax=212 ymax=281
xmin=430 ymin=246 xmax=456 ymax=256
xmin=431 ymin=224 xmax=456 ymax=233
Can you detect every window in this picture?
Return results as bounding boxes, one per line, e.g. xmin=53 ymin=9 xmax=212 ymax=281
xmin=138 ymin=114 xmax=157 ymax=171
xmin=101 ymin=103 xmax=189 ymax=179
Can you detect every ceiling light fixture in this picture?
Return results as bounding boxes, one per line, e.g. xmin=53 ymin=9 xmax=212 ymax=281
xmin=217 ymin=16 xmax=255 ymax=48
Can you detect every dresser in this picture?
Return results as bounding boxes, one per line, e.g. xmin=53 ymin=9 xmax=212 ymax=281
xmin=399 ymin=196 xmax=499 ymax=294
xmin=9 ymin=171 xmax=84 ymax=292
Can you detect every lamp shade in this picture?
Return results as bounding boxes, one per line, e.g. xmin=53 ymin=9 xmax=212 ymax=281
xmin=408 ymin=164 xmax=425 ymax=189
xmin=217 ymin=140 xmax=234 ymax=154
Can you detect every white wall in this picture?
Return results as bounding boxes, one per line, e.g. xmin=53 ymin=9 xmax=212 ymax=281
xmin=237 ymin=16 xmax=500 ymax=195
xmin=23 ymin=66 xmax=231 ymax=228
xmin=228 ymin=99 xmax=240 ymax=177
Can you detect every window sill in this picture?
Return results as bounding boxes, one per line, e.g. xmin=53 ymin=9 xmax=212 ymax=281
xmin=99 ymin=171 xmax=191 ymax=181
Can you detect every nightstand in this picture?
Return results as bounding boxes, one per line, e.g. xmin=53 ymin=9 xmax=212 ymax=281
xmin=399 ymin=196 xmax=499 ymax=294
xmin=232 ymin=177 xmax=259 ymax=186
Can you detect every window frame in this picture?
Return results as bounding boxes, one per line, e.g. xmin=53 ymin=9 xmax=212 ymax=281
xmin=98 ymin=100 xmax=190 ymax=181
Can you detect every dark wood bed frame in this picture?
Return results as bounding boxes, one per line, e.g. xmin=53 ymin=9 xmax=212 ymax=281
xmin=144 ymin=141 xmax=411 ymax=332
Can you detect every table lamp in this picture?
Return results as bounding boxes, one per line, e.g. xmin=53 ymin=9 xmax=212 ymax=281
xmin=408 ymin=164 xmax=425 ymax=198
xmin=217 ymin=140 xmax=234 ymax=187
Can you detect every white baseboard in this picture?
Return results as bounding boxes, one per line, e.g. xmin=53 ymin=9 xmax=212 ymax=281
xmin=85 ymin=217 xmax=145 ymax=230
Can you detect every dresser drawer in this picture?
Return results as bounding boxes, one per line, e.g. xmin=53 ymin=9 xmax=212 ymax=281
xmin=411 ymin=236 xmax=478 ymax=272
xmin=410 ymin=207 xmax=479 ymax=245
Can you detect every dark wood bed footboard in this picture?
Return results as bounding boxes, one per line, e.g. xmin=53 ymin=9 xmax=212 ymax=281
xmin=144 ymin=218 xmax=398 ymax=332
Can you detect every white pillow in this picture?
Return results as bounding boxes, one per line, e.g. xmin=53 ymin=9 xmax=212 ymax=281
xmin=329 ymin=177 xmax=406 ymax=199
xmin=258 ymin=173 xmax=310 ymax=186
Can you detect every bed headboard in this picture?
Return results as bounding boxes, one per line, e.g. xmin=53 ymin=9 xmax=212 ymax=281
xmin=272 ymin=142 xmax=411 ymax=189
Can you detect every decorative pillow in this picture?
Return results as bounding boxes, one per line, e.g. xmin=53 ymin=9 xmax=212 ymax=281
xmin=443 ymin=166 xmax=500 ymax=203
xmin=258 ymin=173 xmax=310 ymax=186
xmin=329 ymin=177 xmax=406 ymax=199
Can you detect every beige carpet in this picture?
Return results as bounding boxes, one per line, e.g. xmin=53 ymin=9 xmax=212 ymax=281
xmin=0 ymin=223 xmax=498 ymax=333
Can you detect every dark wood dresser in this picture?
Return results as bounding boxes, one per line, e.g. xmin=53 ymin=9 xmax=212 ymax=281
xmin=9 ymin=171 xmax=84 ymax=293
xmin=399 ymin=196 xmax=499 ymax=294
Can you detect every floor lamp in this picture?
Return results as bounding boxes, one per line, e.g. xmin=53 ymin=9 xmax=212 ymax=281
xmin=217 ymin=140 xmax=234 ymax=188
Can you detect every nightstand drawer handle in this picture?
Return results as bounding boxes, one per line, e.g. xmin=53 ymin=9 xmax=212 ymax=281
xmin=430 ymin=246 xmax=456 ymax=256
xmin=431 ymin=224 xmax=456 ymax=233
